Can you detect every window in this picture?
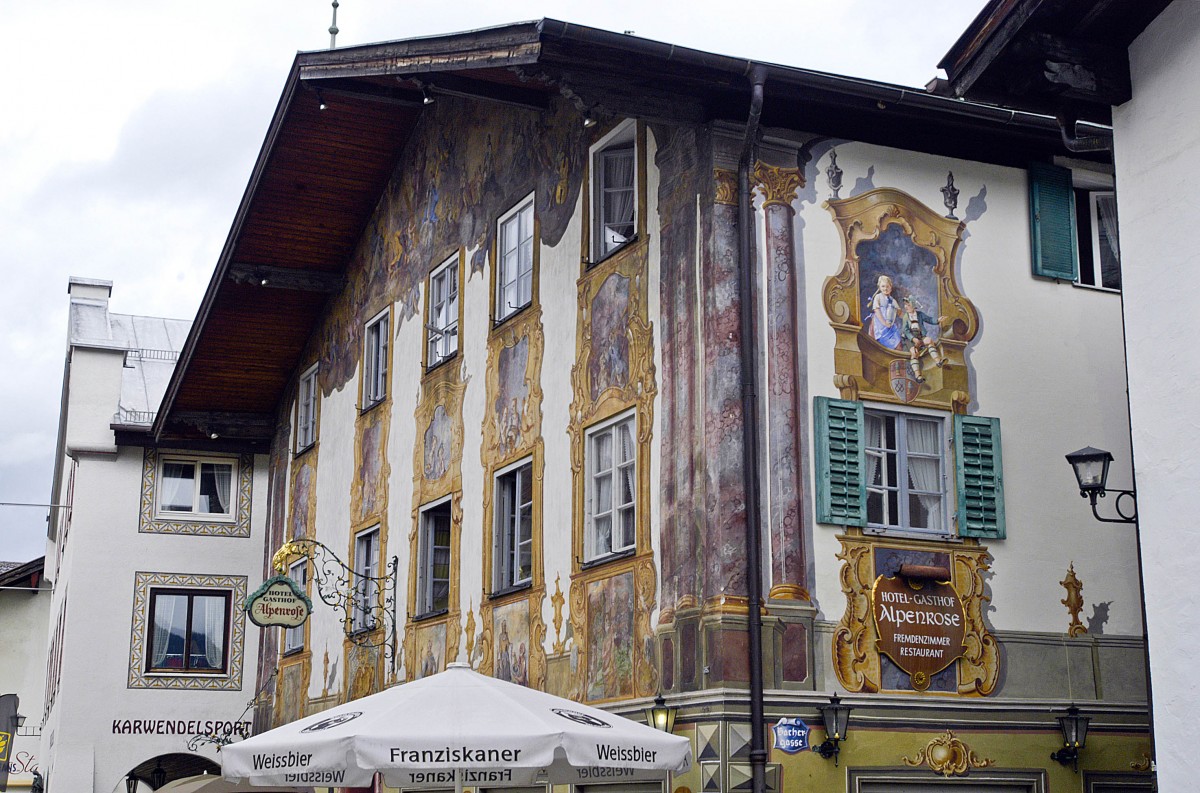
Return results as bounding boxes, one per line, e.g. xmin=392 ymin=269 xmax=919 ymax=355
xmin=284 ymin=559 xmax=307 ymax=653
xmin=1029 ymin=162 xmax=1120 ymax=291
xmin=1075 ymin=189 xmax=1120 ymax=290
xmin=157 ymin=457 xmax=235 ymax=518
xmin=364 ymin=309 xmax=390 ymax=407
xmin=864 ymin=409 xmax=947 ymax=534
xmin=426 ymin=256 xmax=459 ymax=367
xmin=417 ymin=501 xmax=452 ymax=616
xmin=296 ymin=365 xmax=318 ymax=450
xmin=496 ymin=198 xmax=534 ymax=322
xmin=146 ymin=589 xmax=231 ymax=673
xmin=592 ymin=122 xmax=637 ymax=260
xmin=352 ymin=527 xmax=380 ymax=632
xmin=585 ymin=413 xmax=637 ymax=561
xmin=493 ymin=460 xmax=533 ymax=592
xmin=814 ymin=398 xmax=1005 ymax=539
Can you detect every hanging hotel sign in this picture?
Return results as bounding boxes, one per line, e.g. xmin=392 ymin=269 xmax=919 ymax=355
xmin=871 ymin=575 xmax=966 ymax=691
xmin=246 ymin=574 xmax=312 ymax=628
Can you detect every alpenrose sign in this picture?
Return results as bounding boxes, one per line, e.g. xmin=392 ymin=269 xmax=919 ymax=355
xmin=246 ymin=574 xmax=312 ymax=629
xmin=871 ymin=574 xmax=966 ymax=690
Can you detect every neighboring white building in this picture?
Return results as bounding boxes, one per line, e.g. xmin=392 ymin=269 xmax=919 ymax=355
xmin=40 ymin=278 xmax=267 ymax=791
xmin=0 ymin=557 xmax=50 ymax=789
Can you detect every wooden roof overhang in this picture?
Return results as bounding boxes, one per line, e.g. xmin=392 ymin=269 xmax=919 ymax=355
xmin=937 ymin=0 xmax=1171 ymax=124
xmin=155 ymin=19 xmax=1094 ymax=453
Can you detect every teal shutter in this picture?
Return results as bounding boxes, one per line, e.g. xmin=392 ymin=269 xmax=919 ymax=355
xmin=954 ymin=415 xmax=1005 ymax=539
xmin=1029 ymin=162 xmax=1078 ymax=281
xmin=814 ymin=397 xmax=866 ymax=526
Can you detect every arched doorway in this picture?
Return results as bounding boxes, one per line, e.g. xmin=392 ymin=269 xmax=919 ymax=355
xmin=117 ymin=753 xmax=220 ymax=791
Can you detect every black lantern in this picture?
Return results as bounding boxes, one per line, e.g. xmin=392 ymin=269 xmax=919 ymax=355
xmin=1065 ymin=446 xmax=1137 ymax=524
xmin=150 ymin=761 xmax=167 ymax=789
xmin=125 ymin=775 xmax=141 ymax=793
xmin=1050 ymin=705 xmax=1091 ymax=771
xmin=645 ymin=694 xmax=677 ymax=734
xmin=814 ymin=695 xmax=852 ymax=764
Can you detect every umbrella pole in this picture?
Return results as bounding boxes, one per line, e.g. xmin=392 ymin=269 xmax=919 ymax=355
xmin=456 ymin=769 xmax=464 ymax=793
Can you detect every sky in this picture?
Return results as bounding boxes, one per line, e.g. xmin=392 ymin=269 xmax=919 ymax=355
xmin=0 ymin=0 xmax=988 ymax=563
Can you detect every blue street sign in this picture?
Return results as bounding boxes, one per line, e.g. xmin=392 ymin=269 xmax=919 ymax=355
xmin=771 ymin=717 xmax=811 ymax=754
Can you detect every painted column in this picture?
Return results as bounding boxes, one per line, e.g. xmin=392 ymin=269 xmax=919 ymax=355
xmin=701 ymin=168 xmax=749 ymax=607
xmin=754 ymin=163 xmax=809 ymax=601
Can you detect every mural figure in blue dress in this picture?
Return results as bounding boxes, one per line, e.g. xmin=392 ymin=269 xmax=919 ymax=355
xmin=867 ymin=275 xmax=902 ymax=350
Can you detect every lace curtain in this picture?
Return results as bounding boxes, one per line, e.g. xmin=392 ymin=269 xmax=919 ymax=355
xmin=151 ymin=595 xmax=182 ymax=666
xmin=905 ymin=419 xmax=943 ymax=531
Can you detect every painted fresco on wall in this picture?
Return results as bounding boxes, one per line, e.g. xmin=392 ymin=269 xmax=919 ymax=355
xmin=492 ymin=599 xmax=531 ymax=687
xmin=822 ymin=182 xmax=979 ymax=412
xmin=313 ymin=97 xmax=588 ymax=397
xmin=423 ymin=404 xmax=452 ymax=481
xmin=585 ymin=572 xmax=636 ymax=701
xmin=588 ymin=273 xmax=631 ymax=401
xmin=347 ymin=644 xmax=380 ymax=700
xmin=289 ymin=460 xmax=314 ymax=539
xmin=276 ymin=661 xmax=305 ymax=725
xmin=358 ymin=413 xmax=384 ymax=521
xmin=495 ymin=336 xmax=530 ymax=457
xmin=414 ymin=622 xmax=447 ymax=679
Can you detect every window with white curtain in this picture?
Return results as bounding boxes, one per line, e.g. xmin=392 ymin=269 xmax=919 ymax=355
xmin=1075 ymin=189 xmax=1121 ymax=291
xmin=417 ymin=500 xmax=452 ymax=615
xmin=591 ymin=122 xmax=637 ymax=261
xmin=585 ymin=412 xmax=637 ymax=561
xmin=363 ymin=309 xmax=390 ymax=407
xmin=296 ymin=364 xmax=319 ymax=451
xmin=147 ymin=589 xmax=230 ymax=672
xmin=864 ymin=408 xmax=947 ymax=534
xmin=496 ymin=198 xmax=534 ymax=322
xmin=284 ymin=559 xmax=307 ymax=653
xmin=352 ymin=527 xmax=381 ymax=632
xmin=426 ymin=256 xmax=459 ymax=367
xmin=493 ymin=459 xmax=533 ymax=592
xmin=157 ymin=457 xmax=235 ymax=518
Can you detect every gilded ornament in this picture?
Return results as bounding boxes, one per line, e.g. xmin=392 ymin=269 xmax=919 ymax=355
xmin=903 ymin=731 xmax=994 ymax=776
xmin=754 ymin=163 xmax=804 ymax=208
xmin=551 ymin=575 xmax=567 ymax=654
xmin=714 ymin=168 xmax=738 ymax=206
xmin=465 ymin=602 xmax=476 ymax=664
xmin=1061 ymin=562 xmax=1087 ymax=637
xmin=1131 ymin=751 xmax=1152 ymax=772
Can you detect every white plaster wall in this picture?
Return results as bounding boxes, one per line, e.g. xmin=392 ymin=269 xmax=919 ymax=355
xmin=0 ymin=576 xmax=50 ymax=784
xmin=798 ymin=142 xmax=1138 ymax=637
xmin=64 ymin=348 xmax=125 ymax=453
xmin=1112 ymin=2 xmax=1200 ymax=784
xmin=40 ymin=446 xmax=267 ymax=792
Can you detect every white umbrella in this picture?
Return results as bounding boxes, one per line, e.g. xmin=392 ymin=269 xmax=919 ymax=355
xmin=155 ymin=773 xmax=300 ymax=792
xmin=222 ymin=662 xmax=690 ymax=790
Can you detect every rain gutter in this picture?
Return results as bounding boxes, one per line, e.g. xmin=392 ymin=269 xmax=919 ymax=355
xmin=738 ymin=64 xmax=768 ymax=793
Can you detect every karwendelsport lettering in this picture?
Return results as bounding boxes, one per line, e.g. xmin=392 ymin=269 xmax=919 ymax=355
xmin=595 ymin=744 xmax=658 ymax=763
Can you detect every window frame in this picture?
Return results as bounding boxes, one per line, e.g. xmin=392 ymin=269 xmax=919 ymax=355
xmin=492 ymin=457 xmax=534 ymax=595
xmin=862 ymin=405 xmax=951 ymax=538
xmin=145 ymin=587 xmax=232 ymax=674
xmin=589 ymin=120 xmax=639 ymax=263
xmin=363 ymin=307 xmax=390 ymax=409
xmin=283 ymin=558 xmax=308 ymax=654
xmin=416 ymin=498 xmax=453 ymax=618
xmin=1074 ymin=188 xmax=1121 ymax=293
xmin=425 ymin=255 xmax=460 ymax=369
xmin=583 ymin=410 xmax=638 ymax=563
xmin=154 ymin=455 xmax=238 ymax=522
xmin=494 ymin=196 xmax=535 ymax=324
xmin=351 ymin=526 xmax=381 ymax=633
xmin=296 ymin=364 xmax=319 ymax=452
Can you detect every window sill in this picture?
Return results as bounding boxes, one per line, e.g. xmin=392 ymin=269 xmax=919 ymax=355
xmin=1071 ymin=281 xmax=1121 ymax=295
xmin=492 ymin=301 xmax=533 ymax=332
xmin=144 ymin=668 xmax=229 ymax=677
xmin=359 ymin=398 xmax=386 ymax=416
xmin=412 ymin=607 xmax=449 ymax=623
xmin=864 ymin=526 xmax=962 ymax=543
xmin=282 ymin=645 xmax=306 ymax=658
xmin=348 ymin=624 xmax=379 ymax=637
xmin=488 ymin=581 xmax=532 ymax=601
xmin=585 ymin=234 xmax=640 ymax=270
xmin=293 ymin=441 xmax=317 ymax=460
xmin=581 ymin=546 xmax=636 ymax=570
xmin=153 ymin=511 xmax=237 ymax=525
xmin=424 ymin=352 xmax=459 ymax=376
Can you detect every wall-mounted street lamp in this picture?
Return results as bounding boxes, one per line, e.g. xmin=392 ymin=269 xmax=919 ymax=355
xmin=814 ymin=695 xmax=852 ymax=765
xmin=645 ymin=694 xmax=678 ymax=734
xmin=1065 ymin=446 xmax=1138 ymax=524
xmin=1050 ymin=705 xmax=1091 ymax=772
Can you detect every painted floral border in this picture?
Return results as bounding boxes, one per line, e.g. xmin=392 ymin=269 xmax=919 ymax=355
xmin=138 ymin=448 xmax=253 ymax=537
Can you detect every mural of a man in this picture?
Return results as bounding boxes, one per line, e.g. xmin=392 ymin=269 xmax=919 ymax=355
xmin=900 ymin=296 xmax=945 ymax=382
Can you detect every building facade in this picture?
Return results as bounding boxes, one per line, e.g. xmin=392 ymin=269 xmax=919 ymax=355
xmin=0 ymin=557 xmax=50 ymax=789
xmin=146 ymin=21 xmax=1153 ymax=793
xmin=39 ymin=278 xmax=268 ymax=791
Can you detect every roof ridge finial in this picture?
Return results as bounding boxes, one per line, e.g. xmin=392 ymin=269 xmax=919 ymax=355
xmin=329 ymin=0 xmax=340 ymax=49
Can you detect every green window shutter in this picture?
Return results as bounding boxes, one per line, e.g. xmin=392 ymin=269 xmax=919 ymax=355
xmin=1029 ymin=162 xmax=1078 ymax=281
xmin=955 ymin=414 xmax=1006 ymax=539
xmin=814 ymin=397 xmax=866 ymax=527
